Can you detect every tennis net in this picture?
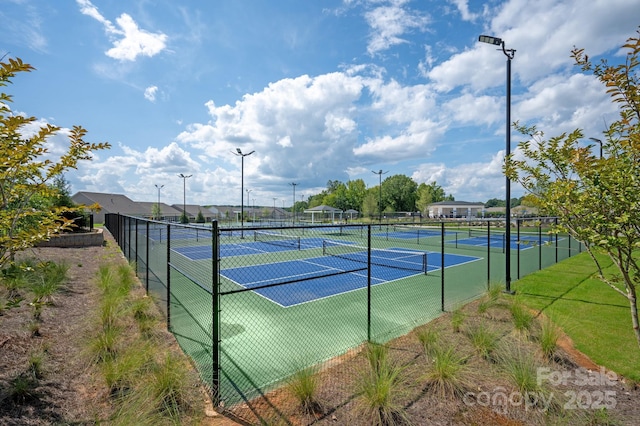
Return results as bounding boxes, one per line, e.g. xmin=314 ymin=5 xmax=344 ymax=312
xmin=254 ymin=230 xmax=301 ymax=249
xmin=323 ymin=240 xmax=427 ymax=274
xmin=393 ymin=225 xmax=441 ymax=237
xmin=468 ymin=229 xmax=507 ymax=241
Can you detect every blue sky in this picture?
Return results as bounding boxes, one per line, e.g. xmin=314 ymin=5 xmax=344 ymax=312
xmin=2 ymin=0 xmax=639 ymax=208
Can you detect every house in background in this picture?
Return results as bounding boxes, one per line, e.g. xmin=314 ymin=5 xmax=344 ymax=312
xmin=427 ymin=201 xmax=485 ymax=219
xmin=72 ymin=192 xmax=148 ymax=223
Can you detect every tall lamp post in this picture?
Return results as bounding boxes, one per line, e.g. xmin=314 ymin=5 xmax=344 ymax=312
xmin=589 ymin=137 xmax=603 ymax=159
xmin=233 ymin=148 xmax=255 ymax=238
xmin=177 ymin=174 xmax=192 ymax=223
xmin=479 ymin=34 xmax=516 ymax=294
xmin=154 ymin=184 xmax=164 ymax=220
xmin=372 ymin=169 xmax=388 ymax=228
xmin=246 ymin=189 xmax=252 ymax=224
xmin=290 ymin=182 xmax=297 ymax=225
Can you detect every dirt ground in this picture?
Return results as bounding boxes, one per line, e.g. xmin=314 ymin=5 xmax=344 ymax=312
xmin=0 ymin=230 xmax=638 ymax=425
xmin=0 ymin=231 xmax=239 ymax=426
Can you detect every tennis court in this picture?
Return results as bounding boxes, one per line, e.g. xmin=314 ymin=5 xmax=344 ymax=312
xmin=107 ymin=215 xmax=585 ymax=415
xmin=173 ymin=233 xmax=332 ymax=260
xmin=221 ymin=241 xmax=480 ymax=307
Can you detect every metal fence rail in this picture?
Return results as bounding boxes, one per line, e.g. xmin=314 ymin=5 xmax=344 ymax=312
xmin=104 ymin=214 xmax=581 ymax=422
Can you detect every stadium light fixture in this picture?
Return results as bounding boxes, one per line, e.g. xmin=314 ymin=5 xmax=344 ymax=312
xmin=479 ymin=34 xmax=516 ymax=294
xmin=589 ymin=137 xmax=603 ymax=159
xmin=232 ymin=148 xmax=255 ymax=238
xmin=290 ymin=182 xmax=297 ymax=225
xmin=177 ymin=174 xmax=192 ymax=223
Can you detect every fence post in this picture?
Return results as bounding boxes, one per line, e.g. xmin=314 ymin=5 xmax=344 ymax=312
xmin=367 ymin=225 xmax=372 ymax=342
xmin=538 ymin=224 xmax=542 ymax=271
xmin=135 ymin=218 xmax=139 ymax=275
xmin=145 ymin=220 xmax=150 ymax=294
xmin=166 ymin=223 xmax=171 ymax=331
xmin=555 ymin=217 xmax=559 ymax=263
xmin=212 ymin=221 xmax=221 ymax=407
xmin=487 ymin=220 xmax=491 ymax=289
xmin=516 ymin=219 xmax=521 ymax=280
xmin=441 ymin=222 xmax=445 ymax=312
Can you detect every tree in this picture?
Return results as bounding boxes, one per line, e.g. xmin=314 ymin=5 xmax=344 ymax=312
xmin=381 ymin=174 xmax=418 ymax=212
xmin=196 ymin=210 xmax=205 ymax=223
xmin=0 ymin=58 xmax=110 ymax=268
xmin=361 ymin=190 xmax=378 ymax=219
xmin=416 ymin=181 xmax=447 ymax=213
xmin=506 ymin=31 xmax=640 ymax=348
xmin=152 ymin=203 xmax=162 ymax=220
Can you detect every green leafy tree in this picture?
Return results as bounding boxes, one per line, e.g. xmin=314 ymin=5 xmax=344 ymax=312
xmin=416 ymin=181 xmax=446 ymax=213
xmin=345 ymin=179 xmax=366 ymax=212
xmin=196 ymin=210 xmax=205 ymax=223
xmin=0 ymin=58 xmax=110 ymax=267
xmin=179 ymin=212 xmax=189 ymax=224
xmin=152 ymin=203 xmax=162 ymax=220
xmin=381 ymin=174 xmax=417 ymax=212
xmin=362 ymin=190 xmax=378 ymax=219
xmin=506 ymin=31 xmax=640 ymax=347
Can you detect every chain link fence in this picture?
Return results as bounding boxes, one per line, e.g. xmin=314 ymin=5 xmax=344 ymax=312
xmin=104 ymin=214 xmax=581 ymax=423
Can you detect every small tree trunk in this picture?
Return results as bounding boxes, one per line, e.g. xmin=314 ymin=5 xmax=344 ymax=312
xmin=628 ymin=285 xmax=640 ymax=349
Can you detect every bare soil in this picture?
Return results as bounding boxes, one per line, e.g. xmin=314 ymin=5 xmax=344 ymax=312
xmin=0 ymin=231 xmax=638 ymax=425
xmin=0 ymin=232 xmax=237 ymax=426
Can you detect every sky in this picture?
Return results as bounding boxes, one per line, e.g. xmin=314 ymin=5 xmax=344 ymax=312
xmin=2 ymin=0 xmax=639 ymax=209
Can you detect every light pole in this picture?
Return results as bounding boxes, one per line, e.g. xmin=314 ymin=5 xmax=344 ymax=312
xmin=177 ymin=174 xmax=192 ymax=223
xmin=233 ymin=148 xmax=255 ymax=238
xmin=290 ymin=182 xmax=297 ymax=225
xmin=479 ymin=34 xmax=516 ymax=294
xmin=154 ymin=184 xmax=164 ymax=220
xmin=273 ymin=197 xmax=277 ymax=220
xmin=372 ymin=169 xmax=388 ymax=228
xmin=589 ymin=137 xmax=603 ymax=159
xmin=246 ymin=189 xmax=252 ymax=224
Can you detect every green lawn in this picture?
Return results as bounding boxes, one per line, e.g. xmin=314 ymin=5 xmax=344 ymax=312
xmin=514 ymin=251 xmax=640 ymax=382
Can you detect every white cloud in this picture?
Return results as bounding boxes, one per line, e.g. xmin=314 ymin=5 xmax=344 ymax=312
xmin=144 ymin=86 xmax=158 ymax=102
xmin=77 ymin=0 xmax=167 ymax=61
xmin=365 ymin=0 xmax=430 ymax=55
xmin=448 ymin=0 xmax=478 ymax=22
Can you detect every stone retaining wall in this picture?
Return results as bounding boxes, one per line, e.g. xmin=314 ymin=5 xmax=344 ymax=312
xmin=37 ymin=228 xmax=104 ymax=248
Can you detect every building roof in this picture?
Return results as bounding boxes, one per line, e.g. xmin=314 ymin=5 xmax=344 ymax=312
xmin=428 ymin=201 xmax=485 ymax=207
xmin=136 ymin=202 xmax=182 ymax=217
xmin=305 ymin=205 xmax=343 ymax=212
xmin=72 ymin=191 xmax=148 ymax=216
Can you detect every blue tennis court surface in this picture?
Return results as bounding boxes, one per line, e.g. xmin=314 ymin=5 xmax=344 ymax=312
xmin=453 ymin=234 xmax=560 ymax=250
xmin=173 ymin=237 xmax=338 ymax=260
xmin=221 ymin=248 xmax=479 ymax=307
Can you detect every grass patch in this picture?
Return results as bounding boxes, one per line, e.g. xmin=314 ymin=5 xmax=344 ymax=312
xmin=423 ymin=342 xmax=471 ymax=399
xmin=509 ymin=299 xmax=534 ymax=336
xmin=465 ymin=321 xmax=500 ymax=361
xmin=539 ymin=316 xmax=562 ymax=359
xmin=286 ymin=364 xmax=322 ymax=414
xmin=416 ymin=326 xmax=439 ymax=357
xmin=354 ymin=343 xmax=408 ymax=426
xmin=515 ymin=252 xmax=640 ymax=382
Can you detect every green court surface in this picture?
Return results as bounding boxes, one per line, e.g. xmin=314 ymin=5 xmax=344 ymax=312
xmin=118 ymin=219 xmax=581 ymax=407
